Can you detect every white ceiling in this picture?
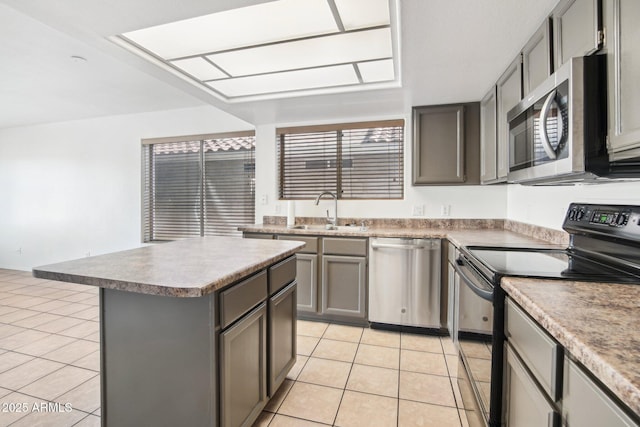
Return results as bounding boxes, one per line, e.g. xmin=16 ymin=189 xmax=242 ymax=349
xmin=0 ymin=0 xmax=560 ymax=129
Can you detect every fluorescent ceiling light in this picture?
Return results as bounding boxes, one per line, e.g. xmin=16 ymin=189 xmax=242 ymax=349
xmin=358 ymin=59 xmax=395 ymax=83
xmin=117 ymin=0 xmax=399 ymax=101
xmin=207 ymin=65 xmax=359 ymax=97
xmin=170 ymin=58 xmax=228 ymax=81
xmin=207 ymin=28 xmax=392 ymax=77
xmin=334 ymin=0 xmax=390 ymax=30
xmin=123 ymin=0 xmax=338 ymax=59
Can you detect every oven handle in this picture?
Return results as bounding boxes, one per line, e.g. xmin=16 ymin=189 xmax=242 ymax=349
xmin=454 ymin=258 xmax=494 ymax=301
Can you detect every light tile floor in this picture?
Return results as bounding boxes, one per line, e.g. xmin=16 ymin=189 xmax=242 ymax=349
xmin=0 ymin=269 xmax=468 ymax=427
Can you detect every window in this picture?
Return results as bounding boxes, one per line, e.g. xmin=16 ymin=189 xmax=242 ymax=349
xmin=277 ymin=120 xmax=404 ymax=199
xmin=142 ymin=132 xmax=255 ymax=242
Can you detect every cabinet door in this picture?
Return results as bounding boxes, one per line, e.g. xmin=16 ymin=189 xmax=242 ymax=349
xmin=604 ymin=0 xmax=640 ymax=159
xmin=480 ymin=86 xmax=498 ymax=183
xmin=269 ymin=282 xmax=297 ymax=396
xmin=563 ymin=356 xmax=637 ymax=427
xmin=321 ymin=255 xmax=366 ymax=319
xmin=503 ymin=343 xmax=560 ymax=427
xmin=523 ymin=19 xmax=553 ymax=95
xmin=412 ymin=105 xmax=466 ymax=184
xmin=553 ymin=0 xmax=602 ymax=69
xmin=220 ymin=303 xmax=267 ymax=427
xmin=496 ymin=55 xmax=522 ymax=180
xmin=295 ymin=253 xmax=318 ymax=313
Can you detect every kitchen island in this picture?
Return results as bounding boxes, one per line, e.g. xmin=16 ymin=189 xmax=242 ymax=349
xmin=33 ymin=236 xmax=304 ymax=427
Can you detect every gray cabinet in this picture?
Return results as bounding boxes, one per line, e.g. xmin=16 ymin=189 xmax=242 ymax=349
xmin=275 ymin=234 xmax=368 ymax=324
xmin=503 ymin=298 xmax=561 ymax=427
xmin=523 ymin=19 xmax=553 ymax=95
xmin=603 ymin=0 xmax=640 ymax=160
xmin=294 ymin=253 xmax=318 ymax=313
xmin=553 ymin=0 xmax=603 ymax=69
xmin=563 ymin=356 xmax=638 ymax=426
xmin=504 ymin=343 xmax=561 ymax=427
xmin=480 ymin=86 xmax=498 ymax=184
xmin=276 ymin=235 xmax=319 ymax=314
xmin=269 ymin=282 xmax=297 ymax=396
xmin=412 ymin=105 xmax=466 ymax=184
xmin=496 ymin=55 xmax=522 ymax=181
xmin=220 ymin=302 xmax=268 ymax=427
xmin=321 ymin=255 xmax=366 ymax=319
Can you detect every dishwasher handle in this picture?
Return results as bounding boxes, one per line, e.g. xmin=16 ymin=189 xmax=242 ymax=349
xmin=370 ymin=241 xmax=436 ymax=250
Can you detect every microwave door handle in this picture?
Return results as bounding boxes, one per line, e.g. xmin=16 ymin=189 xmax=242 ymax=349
xmin=540 ymin=89 xmax=558 ymax=160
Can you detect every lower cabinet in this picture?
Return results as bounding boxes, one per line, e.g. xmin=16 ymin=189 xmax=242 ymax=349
xmin=220 ymin=303 xmax=268 ymax=427
xmin=321 ymin=255 xmax=366 ymax=319
xmin=268 ymin=282 xmax=297 ymax=396
xmin=295 ymin=253 xmax=318 ymax=313
xmin=563 ymin=356 xmax=637 ymax=427
xmin=503 ymin=343 xmax=560 ymax=427
xmin=504 ymin=297 xmax=640 ymax=427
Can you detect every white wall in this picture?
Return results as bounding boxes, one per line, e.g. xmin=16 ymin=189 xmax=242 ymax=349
xmin=255 ymin=120 xmax=508 ymax=223
xmin=507 ymin=181 xmax=640 ymax=230
xmin=0 ymin=105 xmax=251 ymax=271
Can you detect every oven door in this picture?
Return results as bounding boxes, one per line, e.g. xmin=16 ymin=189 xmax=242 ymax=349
xmin=453 ymin=256 xmax=502 ymax=427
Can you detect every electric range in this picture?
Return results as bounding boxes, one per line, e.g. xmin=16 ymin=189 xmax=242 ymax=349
xmin=452 ymin=203 xmax=640 ymax=427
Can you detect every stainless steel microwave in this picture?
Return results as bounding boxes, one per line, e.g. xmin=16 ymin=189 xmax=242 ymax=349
xmin=507 ymin=55 xmax=610 ymax=184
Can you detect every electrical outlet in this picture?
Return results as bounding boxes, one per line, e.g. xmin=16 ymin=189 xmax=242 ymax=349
xmin=274 ymin=204 xmax=282 ymax=214
xmin=441 ymin=204 xmax=451 ymax=216
xmin=412 ymin=205 xmax=424 ymax=216
xmin=260 ymin=194 xmax=268 ymax=205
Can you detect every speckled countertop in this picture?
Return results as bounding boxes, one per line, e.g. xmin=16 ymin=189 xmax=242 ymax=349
xmin=239 ymin=224 xmax=565 ymax=249
xmin=32 ymin=237 xmax=304 ymax=297
xmin=502 ymin=277 xmax=640 ymax=417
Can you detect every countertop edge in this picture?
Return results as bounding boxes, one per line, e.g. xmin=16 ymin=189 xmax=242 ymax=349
xmin=33 ymin=243 xmax=304 ymax=298
xmin=501 ymin=279 xmax=640 ymax=417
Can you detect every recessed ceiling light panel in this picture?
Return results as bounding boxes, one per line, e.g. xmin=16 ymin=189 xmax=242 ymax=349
xmin=207 ymin=28 xmax=392 ymax=77
xmin=207 ymin=65 xmax=359 ymax=97
xmin=334 ymin=0 xmax=390 ymax=30
xmin=116 ymin=0 xmax=399 ymax=101
xmin=358 ymin=59 xmax=395 ymax=83
xmin=170 ymin=58 xmax=228 ymax=81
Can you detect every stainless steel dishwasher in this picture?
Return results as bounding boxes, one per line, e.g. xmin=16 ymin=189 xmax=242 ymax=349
xmin=368 ymin=237 xmax=442 ymax=329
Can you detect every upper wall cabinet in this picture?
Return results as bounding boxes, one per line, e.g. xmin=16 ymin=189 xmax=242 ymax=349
xmin=553 ymin=0 xmax=603 ymax=69
xmin=522 ymin=19 xmax=553 ymax=96
xmin=495 ymin=55 xmax=523 ymax=181
xmin=412 ymin=104 xmax=480 ymax=185
xmin=480 ymin=87 xmax=498 ymax=184
xmin=603 ymin=0 xmax=640 ymax=159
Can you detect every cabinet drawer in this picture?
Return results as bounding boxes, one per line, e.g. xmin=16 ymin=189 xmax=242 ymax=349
xmin=505 ymin=298 xmax=561 ymax=400
xmin=563 ymin=356 xmax=637 ymax=427
xmin=220 ymin=271 xmax=268 ymax=329
xmin=277 ymin=235 xmax=318 ymax=254
xmin=322 ymin=237 xmax=367 ymax=256
xmin=268 ymin=256 xmax=296 ymax=295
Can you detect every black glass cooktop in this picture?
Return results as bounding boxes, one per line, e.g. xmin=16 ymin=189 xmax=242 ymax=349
xmin=467 ymin=247 xmax=640 ymax=284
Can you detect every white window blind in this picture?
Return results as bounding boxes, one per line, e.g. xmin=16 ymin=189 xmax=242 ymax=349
xmin=277 ymin=120 xmax=404 ymax=199
xmin=142 ymin=132 xmax=255 ymax=242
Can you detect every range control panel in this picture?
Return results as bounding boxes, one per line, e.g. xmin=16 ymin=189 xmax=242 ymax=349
xmin=564 ymin=203 xmax=640 ymax=240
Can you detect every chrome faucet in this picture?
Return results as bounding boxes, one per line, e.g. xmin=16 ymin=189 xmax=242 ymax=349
xmin=314 ymin=191 xmax=338 ymax=229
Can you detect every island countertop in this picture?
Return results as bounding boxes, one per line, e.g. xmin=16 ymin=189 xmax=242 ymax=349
xmin=502 ymin=277 xmax=640 ymax=417
xmin=33 ymin=236 xmax=305 ymax=297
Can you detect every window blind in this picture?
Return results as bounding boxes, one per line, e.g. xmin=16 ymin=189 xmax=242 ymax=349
xmin=142 ymin=133 xmax=255 ymax=242
xmin=277 ymin=120 xmax=404 ymax=199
